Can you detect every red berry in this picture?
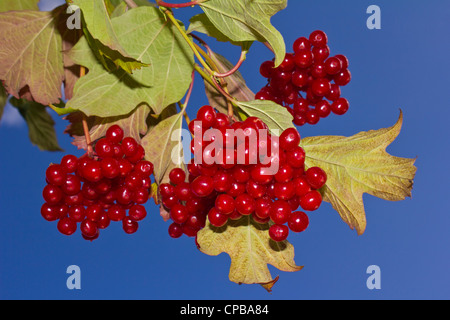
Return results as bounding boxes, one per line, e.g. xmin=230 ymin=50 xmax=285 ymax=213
xmin=122 ymin=217 xmax=139 ymax=234
xmin=315 ymin=100 xmax=332 ymax=118
xmin=286 ymin=146 xmax=306 ymax=168
xmin=334 ymin=69 xmax=352 ymax=86
xmin=41 ymin=203 xmax=60 ymax=221
xmin=100 ymin=157 xmax=120 ymax=179
xmin=134 ymin=160 xmax=154 ymax=177
xmin=95 ymin=138 xmax=115 ymax=158
xmin=305 ymin=167 xmax=327 ymax=189
xmin=129 ymin=204 xmax=147 ymax=221
xmin=331 ymin=97 xmax=349 ymax=115
xmin=57 ymin=217 xmax=77 ymax=235
xmin=191 ymin=175 xmax=215 ymax=197
xmin=60 ymin=155 xmax=78 ymax=173
xmin=294 ymin=49 xmax=314 ymax=68
xmin=121 ymin=137 xmax=139 ymax=157
xmin=169 ymin=167 xmax=186 ymax=185
xmin=196 ymin=105 xmax=216 ymax=128
xmin=324 ymin=56 xmax=342 ymax=75
xmin=269 ymin=224 xmax=289 ymax=242
xmin=107 ymin=204 xmax=126 ymax=221
xmin=293 ymin=36 xmax=311 ymax=53
xmin=288 ymin=211 xmax=309 ymax=233
xmin=270 ymin=200 xmax=291 ymax=224
xmin=299 ymin=190 xmax=322 ymax=211
xmin=61 ymin=174 xmax=81 ymax=195
xmin=311 ymin=78 xmax=331 ymax=97
xmin=293 ymin=177 xmax=312 ymax=197
xmin=80 ymin=219 xmax=98 ymax=238
xmin=235 ymin=193 xmax=255 ymax=216
xmin=279 ymin=127 xmax=301 ymax=151
xmin=45 ymin=164 xmax=66 ymax=186
xmin=81 ymin=160 xmax=102 ymax=183
xmin=106 ymin=125 xmax=124 ymax=144
xmin=43 ymin=184 xmax=63 ymax=205
xmin=215 ymin=193 xmax=235 ymax=215
xmin=68 ymin=205 xmax=86 ymax=222
xmin=168 ymin=223 xmax=183 ymax=238
xmin=312 ymin=45 xmax=330 ymax=62
xmin=259 ymin=60 xmax=274 ymax=78
xmin=208 ymin=207 xmax=228 ymax=227
xmin=255 ymin=197 xmax=272 ymax=219
xmin=170 ymin=203 xmax=189 ymax=224
xmin=309 ymin=30 xmax=328 ymax=48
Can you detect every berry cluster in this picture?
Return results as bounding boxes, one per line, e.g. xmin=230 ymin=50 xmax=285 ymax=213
xmin=41 ymin=125 xmax=154 ymax=240
xmin=256 ymin=30 xmax=351 ymax=126
xmin=159 ymin=106 xmax=327 ymax=242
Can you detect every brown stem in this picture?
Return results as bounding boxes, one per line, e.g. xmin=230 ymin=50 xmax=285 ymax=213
xmin=123 ymin=0 xmax=138 ymax=8
xmin=214 ymin=50 xmax=247 ymax=78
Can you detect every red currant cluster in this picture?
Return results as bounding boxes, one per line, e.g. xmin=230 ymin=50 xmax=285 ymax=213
xmin=159 ymin=106 xmax=327 ymax=242
xmin=256 ymin=30 xmax=351 ymax=126
xmin=41 ymin=125 xmax=154 ymax=240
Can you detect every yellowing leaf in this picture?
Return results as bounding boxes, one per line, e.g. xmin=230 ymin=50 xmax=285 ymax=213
xmin=301 ymin=111 xmax=417 ymax=235
xmin=197 ymin=216 xmax=303 ymax=292
xmin=0 ymin=8 xmax=65 ymax=106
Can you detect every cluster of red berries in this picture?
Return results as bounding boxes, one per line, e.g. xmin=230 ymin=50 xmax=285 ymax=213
xmin=41 ymin=125 xmax=154 ymax=240
xmin=159 ymin=106 xmax=327 ymax=242
xmin=256 ymin=30 xmax=351 ymax=126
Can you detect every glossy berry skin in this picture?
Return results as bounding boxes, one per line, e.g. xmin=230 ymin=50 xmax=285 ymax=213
xmin=235 ymin=193 xmax=256 ymax=216
xmin=46 ymin=164 xmax=66 ymax=186
xmin=309 ymin=30 xmax=328 ymax=48
xmin=288 ymin=211 xmax=309 ymax=233
xmin=191 ymin=175 xmax=215 ymax=197
xmin=311 ymin=78 xmax=331 ymax=97
xmin=57 ymin=217 xmax=77 ymax=235
xmin=129 ymin=205 xmax=147 ymax=221
xmin=279 ymin=127 xmax=301 ymax=151
xmin=169 ymin=167 xmax=186 ymax=185
xmin=43 ymin=184 xmax=63 ymax=205
xmin=168 ymin=223 xmax=183 ymax=238
xmin=41 ymin=203 xmax=60 ymax=221
xmin=80 ymin=219 xmax=98 ymax=238
xmin=82 ymin=160 xmax=102 ymax=183
xmin=208 ymin=207 xmax=228 ymax=227
xmin=269 ymin=224 xmax=289 ymax=242
xmin=299 ymin=190 xmax=322 ymax=211
xmin=107 ymin=204 xmax=126 ymax=221
xmin=331 ymin=97 xmax=349 ymax=115
xmin=294 ymin=49 xmax=314 ymax=68
xmin=95 ymin=138 xmax=115 ymax=158
xmin=122 ymin=217 xmax=138 ymax=234
xmin=215 ymin=194 xmax=235 ymax=215
xmin=270 ymin=200 xmax=291 ymax=225
xmin=106 ymin=125 xmax=124 ymax=144
xmin=197 ymin=105 xmax=216 ymax=128
xmin=293 ymin=36 xmax=311 ymax=52
xmin=60 ymin=155 xmax=78 ymax=173
xmin=121 ymin=137 xmax=139 ymax=157
xmin=305 ymin=167 xmax=327 ymax=189
xmin=170 ymin=203 xmax=189 ymax=224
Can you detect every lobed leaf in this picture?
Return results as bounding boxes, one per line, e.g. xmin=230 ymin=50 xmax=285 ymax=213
xmin=199 ymin=0 xmax=287 ymax=66
xmin=301 ymin=111 xmax=417 ymax=235
xmin=71 ymin=0 xmax=147 ymax=73
xmin=0 ymin=7 xmax=65 ymax=106
xmin=66 ymin=6 xmax=194 ymax=118
xmin=197 ymin=215 xmax=303 ymax=292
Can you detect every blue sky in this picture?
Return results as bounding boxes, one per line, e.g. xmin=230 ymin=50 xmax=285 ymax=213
xmin=1 ymin=0 xmax=449 ymax=300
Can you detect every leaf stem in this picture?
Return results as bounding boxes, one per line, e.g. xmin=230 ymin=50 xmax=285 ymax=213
xmin=123 ymin=0 xmax=138 ymax=8
xmin=213 ymin=49 xmax=247 ymax=78
xmin=194 ymin=64 xmax=236 ymax=105
xmin=163 ymin=8 xmax=214 ymax=75
xmin=156 ymin=0 xmax=205 ymax=8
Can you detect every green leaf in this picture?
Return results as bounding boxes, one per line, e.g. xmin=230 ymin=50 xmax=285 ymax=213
xmin=9 ymin=97 xmax=63 ymax=151
xmin=301 ymin=111 xmax=417 ymax=235
xmin=188 ymin=13 xmax=252 ymax=48
xmin=0 ymin=0 xmax=40 ymax=12
xmin=197 ymin=215 xmax=302 ymax=292
xmin=236 ymin=100 xmax=295 ymax=133
xmin=199 ymin=0 xmax=286 ymax=66
xmin=71 ymin=0 xmax=147 ymax=73
xmin=140 ymin=108 xmax=186 ymax=186
xmin=66 ymin=6 xmax=194 ymax=118
xmin=0 ymin=7 xmax=65 ymax=106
